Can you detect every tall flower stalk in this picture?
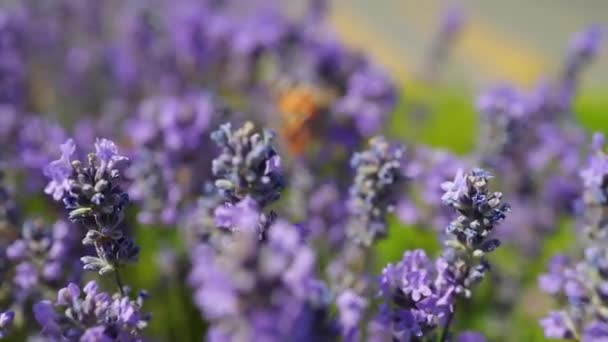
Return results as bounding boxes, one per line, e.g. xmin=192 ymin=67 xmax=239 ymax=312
xmin=328 ymin=136 xmax=405 ymax=339
xmin=188 ymin=122 xmax=336 ymax=340
xmin=373 ymin=169 xmax=510 ymax=341
xmin=38 ymin=138 xmax=150 ymax=340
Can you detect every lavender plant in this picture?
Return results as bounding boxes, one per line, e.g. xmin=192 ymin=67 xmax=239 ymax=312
xmin=328 ymin=137 xmax=405 ymax=290
xmin=374 ymin=169 xmax=510 ymax=341
xmin=346 ymin=136 xmax=405 ymax=246
xmin=36 ymin=138 xmax=150 ymax=340
xmin=372 ymin=249 xmax=454 ymax=341
xmin=209 ymin=121 xmax=285 ymax=240
xmin=421 ymin=5 xmax=465 ymax=82
xmin=188 ymin=122 xmax=336 ymax=341
xmin=439 ymin=169 xmax=510 ymax=298
xmin=211 ymin=121 xmax=285 ymax=207
xmin=44 ymin=138 xmax=139 ymax=279
xmin=539 ymin=134 xmax=608 ymax=340
xmin=328 ymin=136 xmax=406 ymax=340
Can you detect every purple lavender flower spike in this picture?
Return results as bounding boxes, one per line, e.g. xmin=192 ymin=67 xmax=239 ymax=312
xmin=373 ymin=168 xmax=507 ymax=341
xmin=211 ymin=121 xmax=285 ymax=207
xmin=0 ymin=11 xmax=25 ymax=107
xmin=207 ymin=121 xmax=285 ymax=239
xmin=44 ymin=139 xmax=139 ymax=280
xmin=442 ymin=169 xmax=508 ymax=258
xmin=346 ymin=136 xmax=405 ymax=246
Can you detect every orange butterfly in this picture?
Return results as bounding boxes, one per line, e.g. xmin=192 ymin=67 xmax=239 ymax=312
xmin=276 ymin=83 xmax=332 ymax=155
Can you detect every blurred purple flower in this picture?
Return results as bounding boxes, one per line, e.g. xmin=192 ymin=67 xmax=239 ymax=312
xmin=43 ymin=139 xmax=75 ymax=201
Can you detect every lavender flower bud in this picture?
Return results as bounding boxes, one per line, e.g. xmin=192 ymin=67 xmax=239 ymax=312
xmin=441 ymin=169 xmax=510 ymax=253
xmin=346 ymin=136 xmax=405 ymax=246
xmin=211 ymin=122 xmax=285 ymax=207
xmin=440 ymin=168 xmax=510 ymax=298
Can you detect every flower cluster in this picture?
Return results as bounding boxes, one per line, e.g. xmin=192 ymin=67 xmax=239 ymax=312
xmin=34 ymin=281 xmax=150 ymax=341
xmin=44 ymin=139 xmax=138 ymax=275
xmin=373 ymin=249 xmax=454 ymax=341
xmin=440 ymin=169 xmax=510 ymax=297
xmin=208 ymin=122 xmax=286 ymax=239
xmin=211 ymin=121 xmax=285 ymax=207
xmin=374 ymin=169 xmax=509 ymax=341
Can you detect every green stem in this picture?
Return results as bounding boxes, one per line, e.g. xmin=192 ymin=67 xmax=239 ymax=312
xmin=114 ymin=268 xmax=125 ymax=296
xmin=439 ymin=307 xmax=455 ymax=342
